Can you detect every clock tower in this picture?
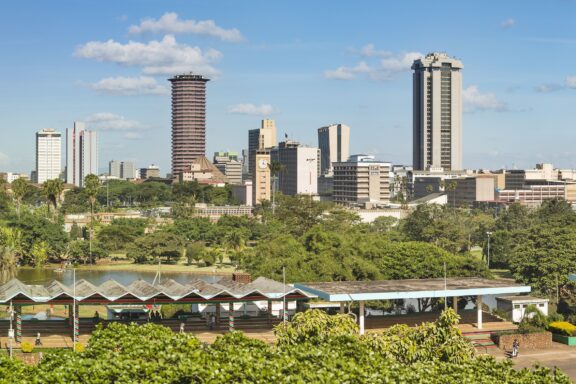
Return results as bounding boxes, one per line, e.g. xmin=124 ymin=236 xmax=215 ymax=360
xmin=253 ymin=150 xmax=271 ymax=205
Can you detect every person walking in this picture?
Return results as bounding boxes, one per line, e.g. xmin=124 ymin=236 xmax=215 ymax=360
xmin=35 ymin=332 xmax=42 ymax=347
xmin=512 ymin=339 xmax=520 ymax=358
xmin=179 ymin=323 xmax=185 ymax=333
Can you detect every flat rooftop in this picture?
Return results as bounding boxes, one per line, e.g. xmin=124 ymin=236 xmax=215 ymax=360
xmin=294 ymin=278 xmax=530 ymax=302
xmin=496 ymin=296 xmax=548 ymax=302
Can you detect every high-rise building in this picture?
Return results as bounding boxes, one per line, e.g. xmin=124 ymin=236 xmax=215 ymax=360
xmin=412 ymin=52 xmax=463 ymax=171
xmin=333 ymin=155 xmax=391 ymax=207
xmin=271 ymin=141 xmax=318 ymax=196
xmin=121 ymin=161 xmax=135 ymax=180
xmin=35 ymin=129 xmax=61 ymax=184
xmin=318 ymin=124 xmax=350 ymax=176
xmin=213 ymin=152 xmax=242 ymax=185
xmin=169 ymin=73 xmax=209 ymax=176
xmin=248 ymin=119 xmax=277 ymax=204
xmin=66 ymin=122 xmax=98 ymax=187
xmin=139 ymin=164 xmax=160 ymax=179
xmin=109 ymin=160 xmax=136 ymax=180
xmin=109 ymin=160 xmax=122 ymax=178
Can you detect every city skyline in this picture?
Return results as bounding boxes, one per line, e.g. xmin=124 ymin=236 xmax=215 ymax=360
xmin=0 ymin=1 xmax=575 ymax=174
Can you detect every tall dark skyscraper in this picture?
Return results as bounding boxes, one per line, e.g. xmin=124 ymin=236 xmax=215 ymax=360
xmin=169 ymin=73 xmax=209 ymax=176
xmin=412 ymin=53 xmax=463 ymax=171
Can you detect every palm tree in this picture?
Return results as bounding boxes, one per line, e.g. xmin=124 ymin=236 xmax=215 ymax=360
xmin=268 ymin=161 xmax=285 ymax=215
xmin=84 ymin=174 xmax=100 ymax=264
xmin=0 ymin=246 xmax=18 ymax=283
xmin=42 ymin=178 xmax=64 ymax=215
xmin=11 ymin=178 xmax=28 ymax=219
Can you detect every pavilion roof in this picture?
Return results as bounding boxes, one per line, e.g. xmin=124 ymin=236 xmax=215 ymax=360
xmin=294 ymin=277 xmax=531 ymax=302
xmin=0 ymin=277 xmax=314 ymax=304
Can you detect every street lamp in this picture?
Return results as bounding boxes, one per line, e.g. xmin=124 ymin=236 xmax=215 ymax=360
xmin=486 ymin=232 xmax=492 ymax=269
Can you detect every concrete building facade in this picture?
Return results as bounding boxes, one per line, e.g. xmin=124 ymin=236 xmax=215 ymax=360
xmin=213 ymin=152 xmax=242 ymax=185
xmin=412 ymin=52 xmax=463 ymax=171
xmin=318 ymin=124 xmax=350 ymax=176
xmin=251 ymin=151 xmax=271 ymax=205
xmin=333 ymin=155 xmax=391 ymax=207
xmin=169 ymin=74 xmax=209 ymax=176
xmin=66 ymin=122 xmax=98 ymax=187
xmin=35 ymin=129 xmax=61 ymax=184
xmin=271 ymin=140 xmax=318 ymax=196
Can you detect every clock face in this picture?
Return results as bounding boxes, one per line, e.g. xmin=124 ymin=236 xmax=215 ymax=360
xmin=258 ymin=159 xmax=268 ymax=169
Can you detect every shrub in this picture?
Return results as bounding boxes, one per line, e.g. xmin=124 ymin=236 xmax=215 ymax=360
xmin=548 ymin=321 xmax=576 ymax=337
xmin=21 ymin=342 xmax=34 ymax=353
xmin=74 ymin=342 xmax=85 ymax=353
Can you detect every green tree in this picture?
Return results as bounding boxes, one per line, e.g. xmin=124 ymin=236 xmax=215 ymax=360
xmin=185 ymin=241 xmax=205 ymax=265
xmin=84 ymin=174 xmax=100 ymax=264
xmin=11 ymin=177 xmax=29 ymax=219
xmin=30 ymin=240 xmax=49 ymax=268
xmin=42 ymin=178 xmax=64 ymax=215
xmin=268 ymin=160 xmax=285 ymax=215
xmin=128 ymin=231 xmax=184 ymax=264
xmin=0 ymin=245 xmax=18 ymax=283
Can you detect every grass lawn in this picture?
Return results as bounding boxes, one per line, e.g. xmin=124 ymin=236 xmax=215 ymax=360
xmin=491 ymin=269 xmax=513 ymax=279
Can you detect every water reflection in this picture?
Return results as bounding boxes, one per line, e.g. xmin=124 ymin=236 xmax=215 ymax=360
xmin=16 ymin=269 xmax=223 ymax=286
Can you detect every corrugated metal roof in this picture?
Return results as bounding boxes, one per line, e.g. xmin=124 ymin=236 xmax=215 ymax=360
xmin=0 ymin=277 xmax=313 ymax=303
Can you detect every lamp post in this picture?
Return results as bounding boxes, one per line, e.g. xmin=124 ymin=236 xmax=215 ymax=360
xmin=486 ymin=231 xmax=492 ymax=269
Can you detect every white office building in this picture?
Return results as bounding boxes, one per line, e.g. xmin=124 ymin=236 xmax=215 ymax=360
xmin=271 ymin=141 xmax=318 ymax=196
xmin=35 ymin=129 xmax=61 ymax=184
xmin=66 ymin=121 xmax=98 ymax=187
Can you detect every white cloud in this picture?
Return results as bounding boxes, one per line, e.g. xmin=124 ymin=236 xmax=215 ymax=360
xmin=535 ymin=83 xmax=563 ymax=93
xmin=74 ymin=35 xmax=221 ymax=77
xmin=380 ymin=52 xmax=423 ymax=72
xmin=463 ymin=85 xmax=507 ymax=112
xmin=86 ymin=76 xmax=168 ymax=95
xmin=128 ymin=12 xmax=244 ymax=42
xmin=358 ymin=44 xmax=391 ymax=57
xmin=85 ymin=113 xmax=143 ymax=131
xmin=325 ymin=48 xmax=422 ymax=81
xmin=501 ymin=18 xmax=516 ymax=29
xmin=565 ymin=75 xmax=576 ymax=89
xmin=324 ymin=61 xmax=373 ymax=80
xmin=228 ymin=104 xmax=276 ymax=116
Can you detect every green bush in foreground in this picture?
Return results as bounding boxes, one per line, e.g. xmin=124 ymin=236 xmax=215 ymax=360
xmin=0 ymin=309 xmax=570 ymax=383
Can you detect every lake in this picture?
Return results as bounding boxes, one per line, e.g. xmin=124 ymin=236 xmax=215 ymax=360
xmin=16 ymin=269 xmax=223 ymax=286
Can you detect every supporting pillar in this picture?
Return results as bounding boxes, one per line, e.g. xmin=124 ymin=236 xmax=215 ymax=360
xmin=283 ymin=299 xmax=288 ymax=322
xmin=15 ymin=305 xmax=22 ymax=343
xmin=228 ymin=302 xmax=235 ymax=332
xmin=452 ymin=296 xmax=458 ymax=313
xmin=477 ymin=295 xmax=483 ymax=329
xmin=215 ymin=303 xmax=221 ymax=328
xmin=339 ymin=302 xmax=345 ymax=314
xmin=73 ymin=304 xmax=79 ymax=342
xmin=359 ymin=301 xmax=365 ymax=335
xmin=267 ymin=300 xmax=272 ymax=325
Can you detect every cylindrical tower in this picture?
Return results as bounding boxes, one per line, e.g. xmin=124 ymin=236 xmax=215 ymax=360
xmin=169 ymin=73 xmax=210 ymax=176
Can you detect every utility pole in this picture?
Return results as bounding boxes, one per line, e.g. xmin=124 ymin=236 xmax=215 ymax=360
xmin=486 ymin=232 xmax=492 ymax=269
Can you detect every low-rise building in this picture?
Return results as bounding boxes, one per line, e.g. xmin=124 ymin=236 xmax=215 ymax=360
xmin=230 ymin=181 xmax=253 ymax=206
xmin=193 ymin=204 xmax=253 ymax=222
xmin=213 ymin=152 xmax=242 ymax=185
xmin=333 ymin=155 xmax=391 ymax=207
xmin=175 ymin=156 xmax=228 ymax=186
xmin=496 ymin=296 xmax=549 ymax=323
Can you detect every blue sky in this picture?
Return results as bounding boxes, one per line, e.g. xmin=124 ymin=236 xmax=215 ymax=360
xmin=0 ymin=0 xmax=575 ymax=175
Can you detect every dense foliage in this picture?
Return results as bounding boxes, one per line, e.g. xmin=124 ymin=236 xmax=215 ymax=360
xmin=0 ymin=309 xmax=569 ymax=383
